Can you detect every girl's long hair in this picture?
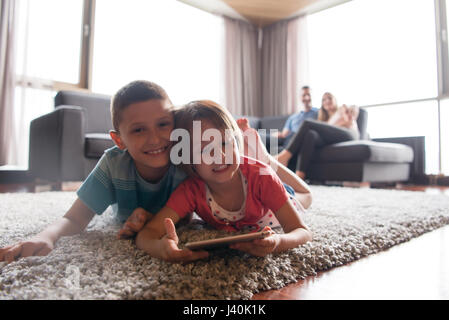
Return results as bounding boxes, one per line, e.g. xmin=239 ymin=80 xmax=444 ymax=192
xmin=318 ymin=92 xmax=337 ymax=122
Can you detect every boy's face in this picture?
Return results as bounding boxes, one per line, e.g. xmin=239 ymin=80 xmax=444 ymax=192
xmin=192 ymin=120 xmax=240 ymax=185
xmin=110 ymin=99 xmax=174 ymax=181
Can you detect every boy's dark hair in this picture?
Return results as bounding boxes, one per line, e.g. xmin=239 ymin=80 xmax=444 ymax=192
xmin=301 ymin=85 xmax=310 ymax=90
xmin=111 ymin=80 xmax=171 ymax=131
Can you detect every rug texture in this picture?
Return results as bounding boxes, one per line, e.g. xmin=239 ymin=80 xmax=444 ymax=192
xmin=1 ymin=186 xmax=448 ymax=300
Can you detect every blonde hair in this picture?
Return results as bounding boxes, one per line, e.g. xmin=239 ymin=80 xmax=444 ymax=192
xmin=318 ymin=92 xmax=337 ymax=122
xmin=173 ymin=100 xmax=243 ymax=177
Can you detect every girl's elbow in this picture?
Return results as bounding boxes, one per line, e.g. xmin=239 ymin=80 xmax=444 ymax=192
xmin=295 ymin=190 xmax=313 ymax=210
xmin=306 ymin=229 xmax=313 ymax=242
xmin=300 ymin=226 xmax=313 ymax=243
xmin=302 ymin=191 xmax=313 ymax=210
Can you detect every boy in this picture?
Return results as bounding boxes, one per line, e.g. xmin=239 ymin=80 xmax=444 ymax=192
xmin=0 ymin=80 xmax=197 ymax=263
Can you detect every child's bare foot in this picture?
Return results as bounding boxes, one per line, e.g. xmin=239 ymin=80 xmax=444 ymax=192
xmin=117 ymin=208 xmax=153 ymax=239
xmin=236 ymin=118 xmax=250 ymax=132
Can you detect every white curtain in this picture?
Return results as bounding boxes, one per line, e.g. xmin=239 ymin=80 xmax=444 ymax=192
xmin=296 ymin=15 xmax=310 ymax=98
xmin=224 ymin=17 xmax=261 ymax=116
xmin=260 ymin=20 xmax=288 ymax=117
xmin=223 ymin=15 xmax=309 ymax=118
xmin=261 ymin=16 xmax=308 ymax=117
xmin=0 ymin=0 xmax=18 ymax=165
xmin=286 ymin=18 xmax=299 ymax=115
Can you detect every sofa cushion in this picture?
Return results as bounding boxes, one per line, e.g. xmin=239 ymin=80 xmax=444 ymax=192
xmin=85 ymin=133 xmax=115 ymax=158
xmin=259 ymin=115 xmax=289 ymax=132
xmin=314 ymin=140 xmax=414 ymax=163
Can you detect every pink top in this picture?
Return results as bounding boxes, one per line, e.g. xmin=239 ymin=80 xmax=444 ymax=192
xmin=166 ymin=156 xmax=289 ymax=232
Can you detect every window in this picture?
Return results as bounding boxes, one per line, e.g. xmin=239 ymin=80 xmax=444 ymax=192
xmin=308 ymin=0 xmax=438 ymax=106
xmin=307 ymin=0 xmax=441 ymax=174
xmin=92 ymin=0 xmax=224 ymax=106
xmin=365 ymin=101 xmax=440 ymax=174
xmin=13 ymin=88 xmax=55 ymax=166
xmin=440 ymin=99 xmax=449 ymax=175
xmin=15 ymin=0 xmax=86 ymax=86
xmin=13 ymin=0 xmax=88 ymax=167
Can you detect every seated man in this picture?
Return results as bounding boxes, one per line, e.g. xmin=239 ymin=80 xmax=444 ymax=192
xmin=274 ymin=86 xmax=319 ymax=145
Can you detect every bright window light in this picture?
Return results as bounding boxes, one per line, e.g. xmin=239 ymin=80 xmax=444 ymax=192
xmin=365 ymin=101 xmax=440 ymax=174
xmin=307 ymin=0 xmax=440 ymax=174
xmin=92 ymin=0 xmax=224 ymax=106
xmin=15 ymin=0 xmax=83 ymax=83
xmin=307 ymin=0 xmax=438 ymax=106
xmin=440 ymin=99 xmax=449 ymax=175
xmin=14 ymin=88 xmax=55 ymax=167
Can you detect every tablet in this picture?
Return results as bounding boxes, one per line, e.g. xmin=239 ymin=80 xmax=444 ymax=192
xmin=184 ymin=230 xmax=271 ymax=251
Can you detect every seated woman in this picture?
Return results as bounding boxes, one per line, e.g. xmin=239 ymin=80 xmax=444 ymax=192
xmin=275 ymin=92 xmax=360 ymax=179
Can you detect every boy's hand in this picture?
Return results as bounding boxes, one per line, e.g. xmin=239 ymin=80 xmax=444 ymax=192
xmin=229 ymin=227 xmax=280 ymax=257
xmin=118 ymin=208 xmax=154 ymax=239
xmin=0 ymin=235 xmax=54 ymax=263
xmin=158 ymin=218 xmax=209 ymax=263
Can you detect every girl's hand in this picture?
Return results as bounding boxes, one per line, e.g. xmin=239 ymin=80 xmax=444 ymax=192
xmin=229 ymin=227 xmax=280 ymax=257
xmin=118 ymin=208 xmax=154 ymax=239
xmin=158 ymin=218 xmax=209 ymax=263
xmin=0 ymin=235 xmax=54 ymax=263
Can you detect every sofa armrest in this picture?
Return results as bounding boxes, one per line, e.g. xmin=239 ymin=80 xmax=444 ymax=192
xmin=29 ymin=105 xmax=86 ymax=182
xmin=372 ymin=136 xmax=425 ymax=181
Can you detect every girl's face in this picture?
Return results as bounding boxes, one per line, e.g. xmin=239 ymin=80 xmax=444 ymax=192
xmin=111 ymin=98 xmax=174 ymax=181
xmin=192 ymin=120 xmax=240 ymax=185
xmin=322 ymin=94 xmax=337 ymax=112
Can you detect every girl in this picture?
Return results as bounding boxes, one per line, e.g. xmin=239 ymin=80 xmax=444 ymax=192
xmin=134 ymin=100 xmax=312 ymax=262
xmin=275 ymin=92 xmax=360 ymax=179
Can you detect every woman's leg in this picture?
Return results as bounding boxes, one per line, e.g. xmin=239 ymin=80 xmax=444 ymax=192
xmin=277 ymin=119 xmax=358 ymax=166
xmin=275 ymin=120 xmax=318 ymax=166
xmin=294 ymin=129 xmax=324 ymax=177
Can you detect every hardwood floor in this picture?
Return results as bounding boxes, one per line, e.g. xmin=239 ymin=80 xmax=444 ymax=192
xmin=0 ymin=181 xmax=448 ymax=299
xmin=253 ymin=224 xmax=449 ymax=300
xmin=252 ymin=185 xmax=449 ymax=300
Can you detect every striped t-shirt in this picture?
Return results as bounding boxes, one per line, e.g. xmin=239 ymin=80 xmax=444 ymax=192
xmin=77 ymin=146 xmax=187 ymax=222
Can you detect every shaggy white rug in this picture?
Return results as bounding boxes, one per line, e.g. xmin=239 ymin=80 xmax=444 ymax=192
xmin=0 ymin=186 xmax=448 ymax=300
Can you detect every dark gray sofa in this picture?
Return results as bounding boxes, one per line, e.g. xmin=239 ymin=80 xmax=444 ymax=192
xmin=29 ymin=91 xmax=115 ymax=182
xmin=29 ymin=90 xmax=422 ymax=185
xmin=237 ymin=111 xmax=422 ymax=183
